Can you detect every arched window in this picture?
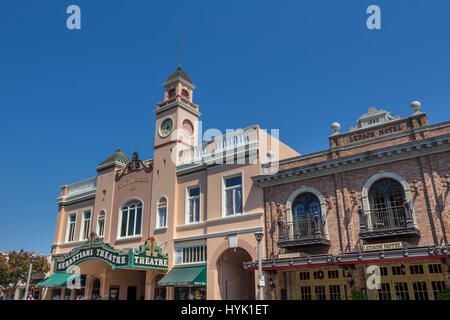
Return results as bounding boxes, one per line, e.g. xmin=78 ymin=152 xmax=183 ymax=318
xmin=119 ymin=200 xmax=142 ymax=238
xmin=369 ymin=178 xmax=406 ymax=230
xmin=97 ymin=210 xmax=105 ymax=237
xmin=292 ymin=193 xmax=322 ymax=238
xmin=181 ymin=89 xmax=189 ymax=98
xmin=157 ymin=197 xmax=167 ymax=228
xmin=293 ymin=193 xmax=322 ymax=219
xmin=168 ymin=89 xmax=176 ymax=98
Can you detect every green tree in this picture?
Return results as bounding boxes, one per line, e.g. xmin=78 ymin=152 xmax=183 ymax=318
xmin=436 ymin=288 xmax=450 ymax=300
xmin=0 ymin=254 xmax=9 ymax=287
xmin=351 ymin=290 xmax=368 ymax=300
xmin=0 ymin=250 xmax=50 ymax=291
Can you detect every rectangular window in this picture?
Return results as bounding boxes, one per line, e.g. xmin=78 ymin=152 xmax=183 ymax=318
xmin=314 ymin=286 xmax=326 ymax=300
xmin=392 ymin=265 xmax=406 ymax=276
xmin=329 ymin=285 xmax=341 ymax=300
xmin=158 ymin=208 xmax=167 ymax=228
xmin=81 ymin=210 xmax=91 ymax=240
xmin=67 ymin=214 xmax=76 ymax=242
xmin=135 ymin=206 xmax=142 ymax=235
xmin=128 ymin=206 xmax=135 ymax=236
xmin=413 ymin=281 xmax=429 ymax=300
xmin=300 ymin=286 xmax=312 ymax=300
xmin=394 ymin=282 xmax=410 ymax=300
xmin=327 ymin=270 xmax=339 ymax=279
xmin=187 ymin=187 xmax=200 ymax=223
xmin=97 ymin=219 xmax=104 ymax=237
xmin=224 ymin=175 xmax=242 ymax=216
xmin=298 ymin=272 xmax=310 ymax=281
xmin=174 ymin=245 xmax=206 ymax=265
xmin=378 ymin=283 xmax=392 ymax=300
xmin=313 ymin=271 xmax=325 ymax=280
xmin=410 ymin=264 xmax=424 ymax=275
xmin=175 ymin=248 xmax=183 ymax=265
xmin=431 ymin=281 xmax=446 ymax=300
xmin=120 ymin=209 xmax=128 ymax=237
xmin=97 ymin=212 xmax=105 ymax=237
xmin=428 ymin=264 xmax=443 ymax=274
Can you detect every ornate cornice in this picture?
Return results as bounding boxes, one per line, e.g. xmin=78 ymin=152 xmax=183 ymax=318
xmin=254 ymin=133 xmax=450 ymax=186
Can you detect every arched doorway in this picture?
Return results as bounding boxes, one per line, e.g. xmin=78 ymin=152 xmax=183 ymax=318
xmin=217 ymin=248 xmax=255 ymax=300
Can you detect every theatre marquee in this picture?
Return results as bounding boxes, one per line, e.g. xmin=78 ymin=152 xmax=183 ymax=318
xmin=54 ymin=237 xmax=168 ymax=272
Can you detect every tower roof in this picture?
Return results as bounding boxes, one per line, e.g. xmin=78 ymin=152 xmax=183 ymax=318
xmin=98 ymin=149 xmax=130 ymax=167
xmin=166 ymin=67 xmax=192 ymax=84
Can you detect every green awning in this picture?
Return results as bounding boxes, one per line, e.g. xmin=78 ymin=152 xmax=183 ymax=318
xmin=35 ymin=273 xmax=86 ymax=288
xmin=157 ymin=265 xmax=206 ymax=286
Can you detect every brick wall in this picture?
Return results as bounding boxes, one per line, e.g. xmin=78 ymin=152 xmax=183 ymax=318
xmin=263 ymin=137 xmax=449 ymax=259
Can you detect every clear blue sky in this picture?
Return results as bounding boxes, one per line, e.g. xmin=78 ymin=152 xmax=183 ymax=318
xmin=1 ymin=0 xmax=449 ymax=254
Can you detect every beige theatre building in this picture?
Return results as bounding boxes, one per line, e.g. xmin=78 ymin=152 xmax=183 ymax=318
xmin=41 ymin=67 xmax=299 ymax=300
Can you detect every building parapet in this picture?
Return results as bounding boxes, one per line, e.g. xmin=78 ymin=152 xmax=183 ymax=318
xmin=267 ymin=115 xmax=449 ymax=171
xmin=176 ymin=125 xmax=259 ymax=172
xmin=255 ymin=132 xmax=450 ymax=185
xmin=56 ymin=177 xmax=97 ymax=205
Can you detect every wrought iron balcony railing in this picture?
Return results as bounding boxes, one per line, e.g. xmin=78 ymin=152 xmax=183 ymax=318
xmin=372 ymin=205 xmax=406 ymax=230
xmin=277 ymin=215 xmax=330 ymax=247
xmin=358 ymin=201 xmax=420 ymax=240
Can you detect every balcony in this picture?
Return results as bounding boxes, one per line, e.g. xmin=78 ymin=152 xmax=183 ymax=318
xmin=358 ymin=202 xmax=420 ymax=240
xmin=277 ymin=215 xmax=330 ymax=248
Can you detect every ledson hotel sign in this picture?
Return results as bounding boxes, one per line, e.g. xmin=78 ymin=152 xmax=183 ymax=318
xmin=55 ymin=237 xmax=168 ymax=272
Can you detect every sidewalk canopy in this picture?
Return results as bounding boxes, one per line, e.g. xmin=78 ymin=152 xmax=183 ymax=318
xmin=35 ymin=273 xmax=87 ymax=288
xmin=157 ymin=265 xmax=206 ymax=286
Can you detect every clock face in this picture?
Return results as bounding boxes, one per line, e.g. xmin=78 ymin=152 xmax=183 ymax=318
xmin=160 ymin=118 xmax=173 ymax=137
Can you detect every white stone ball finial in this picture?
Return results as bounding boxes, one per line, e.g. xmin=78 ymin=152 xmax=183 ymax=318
xmin=411 ymin=100 xmax=421 ymax=113
xmin=331 ymin=122 xmax=341 ymax=134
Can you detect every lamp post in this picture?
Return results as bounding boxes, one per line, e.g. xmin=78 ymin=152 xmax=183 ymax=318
xmin=24 ymin=256 xmax=34 ymax=300
xmin=254 ymin=231 xmax=264 ymax=300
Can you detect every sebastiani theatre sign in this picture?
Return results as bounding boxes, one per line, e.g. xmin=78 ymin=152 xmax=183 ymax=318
xmin=55 ymin=236 xmax=168 ymax=272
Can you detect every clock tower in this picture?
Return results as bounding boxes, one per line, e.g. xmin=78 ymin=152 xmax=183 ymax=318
xmin=149 ymin=67 xmax=201 ymax=279
xmin=153 ymin=67 xmax=200 ymax=152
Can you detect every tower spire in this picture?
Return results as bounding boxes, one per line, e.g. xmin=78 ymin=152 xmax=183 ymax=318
xmin=179 ymin=26 xmax=184 ymax=69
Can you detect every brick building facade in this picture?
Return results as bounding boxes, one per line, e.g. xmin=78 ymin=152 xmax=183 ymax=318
xmin=245 ymin=103 xmax=450 ymax=300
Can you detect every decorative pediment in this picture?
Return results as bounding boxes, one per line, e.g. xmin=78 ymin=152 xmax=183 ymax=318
xmin=115 ymin=151 xmax=153 ymax=181
xmin=350 ymin=107 xmax=400 ymax=131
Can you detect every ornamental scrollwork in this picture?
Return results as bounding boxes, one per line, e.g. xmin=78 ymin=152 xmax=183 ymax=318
xmin=115 ymin=151 xmax=153 ymax=181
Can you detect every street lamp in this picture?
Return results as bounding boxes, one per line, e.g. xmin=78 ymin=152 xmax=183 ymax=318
xmin=254 ymin=231 xmax=264 ymax=300
xmin=24 ymin=256 xmax=34 ymax=300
